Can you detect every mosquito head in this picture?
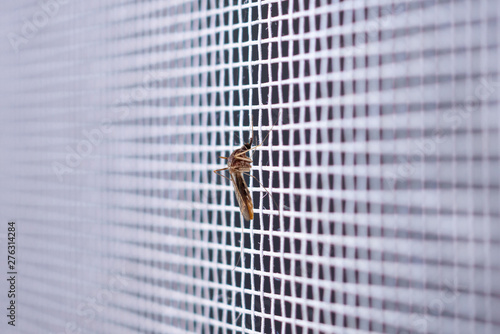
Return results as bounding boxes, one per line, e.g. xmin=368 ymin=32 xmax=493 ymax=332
xmin=244 ymin=134 xmax=253 ymax=150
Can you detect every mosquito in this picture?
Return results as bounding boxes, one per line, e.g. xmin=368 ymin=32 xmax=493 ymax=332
xmin=212 ymin=113 xmax=281 ymax=326
xmin=213 ymin=114 xmax=280 ymax=273
xmin=213 ymin=131 xmax=255 ymax=220
xmin=213 ymin=115 xmax=279 ymax=221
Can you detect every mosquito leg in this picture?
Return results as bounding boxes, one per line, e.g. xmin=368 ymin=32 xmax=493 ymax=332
xmin=242 ymin=109 xmax=284 ymax=158
xmin=233 ymin=154 xmax=252 ymax=162
xmin=234 ymin=311 xmax=243 ymax=326
xmin=243 ymin=172 xmax=281 ymax=217
xmin=235 ymin=135 xmax=269 ymax=158
xmin=234 ymin=145 xmax=263 ymax=161
xmin=249 ymin=113 xmax=253 ymax=146
xmin=214 ymin=166 xmax=244 ymax=271
xmin=213 ymin=168 xmax=231 ymax=182
xmin=232 ymin=220 xmax=245 ymax=272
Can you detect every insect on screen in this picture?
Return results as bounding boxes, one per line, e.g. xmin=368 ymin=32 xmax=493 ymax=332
xmin=0 ymin=1 xmax=499 ymax=334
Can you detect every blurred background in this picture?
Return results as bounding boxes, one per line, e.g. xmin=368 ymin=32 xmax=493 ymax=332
xmin=0 ymin=1 xmax=499 ymax=333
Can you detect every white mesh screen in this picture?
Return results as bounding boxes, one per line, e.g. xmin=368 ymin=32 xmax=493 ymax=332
xmin=0 ymin=1 xmax=499 ymax=333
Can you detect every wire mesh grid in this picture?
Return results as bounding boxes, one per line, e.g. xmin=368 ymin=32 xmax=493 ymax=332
xmin=0 ymin=0 xmax=499 ymax=333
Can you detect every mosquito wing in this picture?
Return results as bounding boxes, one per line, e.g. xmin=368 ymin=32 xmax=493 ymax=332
xmin=230 ymin=172 xmax=254 ymax=220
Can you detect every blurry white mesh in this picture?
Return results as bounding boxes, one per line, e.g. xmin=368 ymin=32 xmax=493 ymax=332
xmin=0 ymin=0 xmax=499 ymax=333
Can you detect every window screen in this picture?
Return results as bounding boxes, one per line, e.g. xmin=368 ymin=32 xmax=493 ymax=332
xmin=0 ymin=1 xmax=499 ymax=334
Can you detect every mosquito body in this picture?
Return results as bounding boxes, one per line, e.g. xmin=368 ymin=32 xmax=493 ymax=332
xmin=214 ymin=131 xmax=255 ymax=220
